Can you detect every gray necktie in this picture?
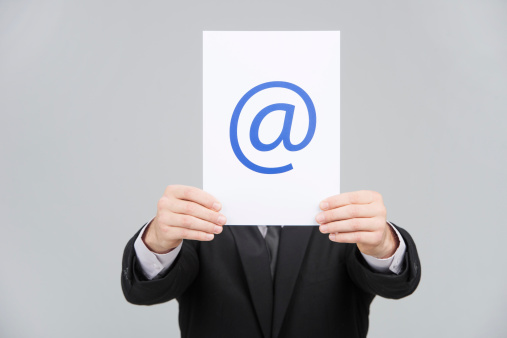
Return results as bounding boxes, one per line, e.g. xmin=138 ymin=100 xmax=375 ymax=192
xmin=265 ymin=226 xmax=282 ymax=278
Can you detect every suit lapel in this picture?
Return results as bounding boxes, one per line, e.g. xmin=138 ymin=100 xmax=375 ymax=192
xmin=230 ymin=226 xmax=273 ymax=338
xmin=272 ymin=226 xmax=314 ymax=338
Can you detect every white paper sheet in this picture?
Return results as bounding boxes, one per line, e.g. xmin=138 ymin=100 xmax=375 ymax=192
xmin=203 ymin=31 xmax=340 ymax=225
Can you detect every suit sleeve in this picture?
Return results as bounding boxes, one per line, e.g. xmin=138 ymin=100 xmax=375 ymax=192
xmin=121 ymin=227 xmax=200 ymax=305
xmin=346 ymin=224 xmax=421 ymax=299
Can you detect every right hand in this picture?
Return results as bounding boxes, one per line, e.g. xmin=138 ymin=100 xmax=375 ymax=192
xmin=143 ymin=185 xmax=226 ymax=254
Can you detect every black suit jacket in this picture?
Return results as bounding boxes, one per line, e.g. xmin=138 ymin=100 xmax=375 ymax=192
xmin=121 ymin=224 xmax=421 ymax=338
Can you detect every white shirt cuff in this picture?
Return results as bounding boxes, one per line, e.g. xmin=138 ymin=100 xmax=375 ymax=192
xmin=133 ymin=221 xmax=183 ymax=280
xmin=360 ymin=221 xmax=406 ymax=274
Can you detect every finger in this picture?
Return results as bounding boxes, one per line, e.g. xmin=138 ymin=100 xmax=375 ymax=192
xmin=168 ymin=198 xmax=226 ymax=225
xmin=161 ymin=213 xmax=223 ymax=235
xmin=316 ymin=204 xmax=383 ymax=224
xmin=166 ymin=185 xmax=222 ymax=211
xmin=319 ymin=218 xmax=376 ymax=234
xmin=320 ymin=190 xmax=380 ymax=210
xmin=170 ymin=227 xmax=215 ymax=242
xmin=328 ymin=231 xmax=382 ymax=245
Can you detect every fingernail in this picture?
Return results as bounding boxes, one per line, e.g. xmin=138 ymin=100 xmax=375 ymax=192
xmin=214 ymin=226 xmax=222 ymax=234
xmin=320 ymin=225 xmax=328 ymax=233
xmin=217 ymin=215 xmax=226 ymax=225
xmin=329 ymin=233 xmax=336 ymax=241
xmin=320 ymin=201 xmax=329 ymax=210
xmin=206 ymin=234 xmax=214 ymax=240
xmin=212 ymin=202 xmax=222 ymax=211
xmin=316 ymin=214 xmax=325 ymax=223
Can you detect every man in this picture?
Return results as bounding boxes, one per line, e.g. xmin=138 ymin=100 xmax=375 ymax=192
xmin=121 ymin=185 xmax=421 ymax=338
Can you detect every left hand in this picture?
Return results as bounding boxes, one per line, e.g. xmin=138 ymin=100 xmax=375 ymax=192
xmin=316 ymin=190 xmax=399 ymax=259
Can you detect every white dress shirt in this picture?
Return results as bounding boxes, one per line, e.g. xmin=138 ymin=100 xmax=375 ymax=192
xmin=134 ymin=221 xmax=406 ymax=280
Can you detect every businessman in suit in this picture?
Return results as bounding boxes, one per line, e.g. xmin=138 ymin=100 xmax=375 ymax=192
xmin=121 ymin=185 xmax=421 ymax=338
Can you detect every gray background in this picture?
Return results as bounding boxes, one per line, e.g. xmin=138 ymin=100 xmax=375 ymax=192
xmin=1 ymin=0 xmax=506 ymax=337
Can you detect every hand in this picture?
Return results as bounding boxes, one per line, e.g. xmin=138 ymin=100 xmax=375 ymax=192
xmin=316 ymin=190 xmax=398 ymax=259
xmin=143 ymin=185 xmax=227 ymax=254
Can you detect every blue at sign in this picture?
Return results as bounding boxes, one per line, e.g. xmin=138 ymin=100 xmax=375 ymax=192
xmin=229 ymin=81 xmax=317 ymax=174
